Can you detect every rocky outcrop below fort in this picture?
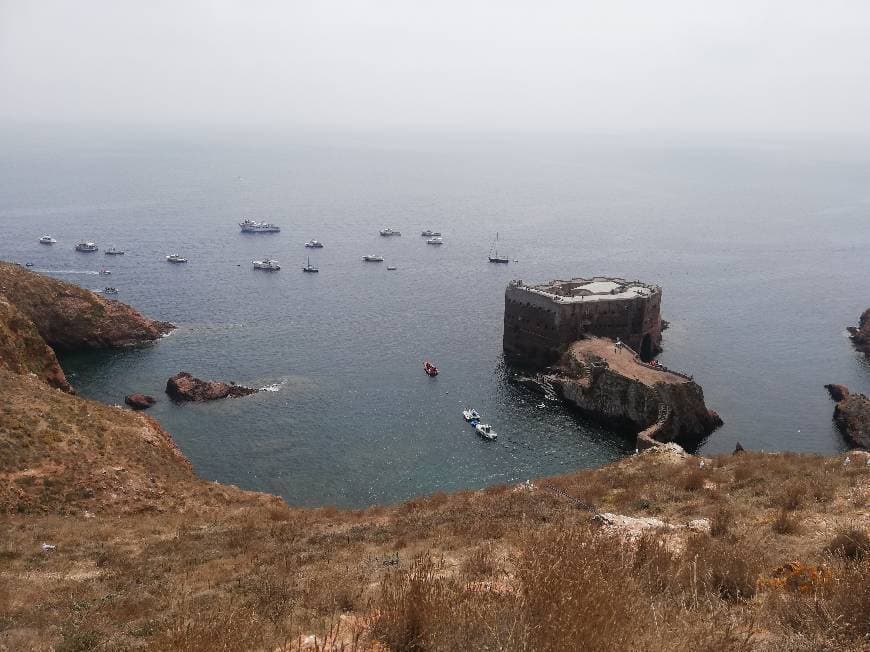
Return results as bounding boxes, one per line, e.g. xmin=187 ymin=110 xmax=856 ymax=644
xmin=847 ymin=308 xmax=870 ymax=358
xmin=0 ymin=261 xmax=173 ymax=351
xmin=543 ymin=337 xmax=721 ymax=448
xmin=166 ymin=371 xmax=258 ymax=401
xmin=825 ymin=384 xmax=870 ymax=449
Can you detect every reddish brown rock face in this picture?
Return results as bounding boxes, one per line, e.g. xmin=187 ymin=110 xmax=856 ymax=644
xmin=847 ymin=309 xmax=870 ymax=358
xmin=125 ymin=393 xmax=156 ymax=410
xmin=0 ymin=261 xmax=173 ymax=351
xmin=826 ymin=384 xmax=870 ymax=449
xmin=166 ymin=371 xmax=257 ymax=402
xmin=0 ymin=297 xmax=71 ymax=392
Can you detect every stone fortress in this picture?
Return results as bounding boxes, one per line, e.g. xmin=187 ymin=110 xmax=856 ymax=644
xmin=503 ymin=277 xmax=663 ymax=366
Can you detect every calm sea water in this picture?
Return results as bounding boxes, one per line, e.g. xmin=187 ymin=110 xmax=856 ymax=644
xmin=1 ymin=128 xmax=868 ymax=507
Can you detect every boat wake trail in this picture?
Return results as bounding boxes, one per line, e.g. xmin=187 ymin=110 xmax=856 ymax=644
xmin=39 ymin=269 xmax=100 ymax=275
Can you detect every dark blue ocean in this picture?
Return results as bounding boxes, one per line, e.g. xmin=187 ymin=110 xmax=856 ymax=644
xmin=1 ymin=128 xmax=868 ymax=507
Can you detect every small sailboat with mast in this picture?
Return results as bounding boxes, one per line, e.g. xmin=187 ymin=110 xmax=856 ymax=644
xmin=488 ymin=232 xmax=509 ymax=263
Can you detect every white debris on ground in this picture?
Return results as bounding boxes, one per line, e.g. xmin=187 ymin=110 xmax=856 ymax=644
xmin=593 ymin=513 xmax=712 ymax=540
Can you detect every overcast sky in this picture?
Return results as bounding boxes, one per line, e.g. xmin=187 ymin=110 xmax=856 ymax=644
xmin=1 ymin=1 xmax=869 ymax=137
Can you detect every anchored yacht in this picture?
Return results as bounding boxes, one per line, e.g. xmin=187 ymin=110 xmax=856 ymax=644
xmin=103 ymin=287 xmax=118 ymax=295
xmin=75 ymin=241 xmax=98 ymax=252
xmin=488 ymin=232 xmax=509 ymax=263
xmin=304 ymin=239 xmax=324 ymax=248
xmin=302 ymin=257 xmax=318 ymax=273
xmin=421 ymin=230 xmax=441 ymax=237
xmin=39 ymin=235 xmax=56 ymax=245
xmin=240 ymin=219 xmax=280 ymax=233
xmin=426 ymin=237 xmax=443 ymax=245
xmin=166 ymin=254 xmax=188 ymax=263
xmin=252 ymin=258 xmax=281 ymax=270
xmin=362 ymin=255 xmax=384 ymax=262
xmin=379 ymin=228 xmax=401 ymax=236
xmin=105 ymin=247 xmax=125 ymax=255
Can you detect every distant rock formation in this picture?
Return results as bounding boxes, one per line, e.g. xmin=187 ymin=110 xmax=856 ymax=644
xmin=847 ymin=309 xmax=870 ymax=358
xmin=544 ymin=337 xmax=721 ymax=449
xmin=0 ymin=261 xmax=173 ymax=351
xmin=125 ymin=393 xmax=156 ymax=410
xmin=825 ymin=384 xmax=870 ymax=449
xmin=166 ymin=371 xmax=258 ymax=402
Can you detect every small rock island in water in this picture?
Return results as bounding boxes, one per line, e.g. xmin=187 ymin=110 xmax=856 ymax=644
xmin=166 ymin=371 xmax=258 ymax=402
xmin=503 ymin=276 xmax=721 ymax=448
xmin=848 ymin=308 xmax=870 ymax=358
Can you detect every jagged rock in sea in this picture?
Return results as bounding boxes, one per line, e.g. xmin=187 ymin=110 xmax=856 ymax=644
xmin=825 ymin=384 xmax=870 ymax=449
xmin=166 ymin=371 xmax=258 ymax=402
xmin=545 ymin=337 xmax=722 ymax=449
xmin=125 ymin=393 xmax=156 ymax=410
xmin=0 ymin=261 xmax=173 ymax=351
xmin=847 ymin=308 xmax=870 ymax=358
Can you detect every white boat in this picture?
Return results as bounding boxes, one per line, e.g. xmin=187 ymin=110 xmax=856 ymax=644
xmin=99 ymin=269 xmax=111 ymax=276
xmin=475 ymin=423 xmax=498 ymax=440
xmin=39 ymin=235 xmax=56 ymax=244
xmin=379 ymin=228 xmax=401 ymax=236
xmin=105 ymin=247 xmax=125 ymax=255
xmin=166 ymin=254 xmax=188 ymax=263
xmin=103 ymin=287 xmax=118 ymax=295
xmin=304 ymin=239 xmax=324 ymax=248
xmin=426 ymin=237 xmax=443 ymax=245
xmin=253 ymin=258 xmax=281 ymax=270
xmin=387 ymin=265 xmax=397 ymax=271
xmin=75 ymin=241 xmax=98 ymax=252
xmin=488 ymin=232 xmax=509 ymax=264
xmin=421 ymin=230 xmax=441 ymax=237
xmin=240 ymin=219 xmax=280 ymax=233
xmin=362 ymin=255 xmax=384 ymax=262
xmin=302 ymin=256 xmax=318 ymax=273
xmin=462 ymin=408 xmax=482 ymax=422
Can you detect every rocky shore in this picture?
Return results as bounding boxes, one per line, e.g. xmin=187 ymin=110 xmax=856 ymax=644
xmin=0 ymin=262 xmax=173 ymax=390
xmin=848 ymin=308 xmax=870 ymax=358
xmin=826 ymin=384 xmax=870 ymax=449
xmin=543 ymin=337 xmax=721 ymax=448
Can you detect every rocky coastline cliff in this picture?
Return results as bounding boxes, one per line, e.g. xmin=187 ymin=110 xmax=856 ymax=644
xmin=0 ymin=262 xmax=173 ymax=391
xmin=541 ymin=337 xmax=721 ymax=448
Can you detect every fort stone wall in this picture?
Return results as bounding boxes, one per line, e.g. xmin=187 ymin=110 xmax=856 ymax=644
xmin=503 ymin=277 xmax=663 ymax=367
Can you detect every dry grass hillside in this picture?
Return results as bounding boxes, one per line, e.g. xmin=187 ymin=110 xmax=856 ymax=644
xmin=2 ymin=363 xmax=869 ymax=650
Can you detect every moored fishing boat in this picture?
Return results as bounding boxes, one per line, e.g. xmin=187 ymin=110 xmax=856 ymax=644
xmin=253 ymin=258 xmax=281 ymax=270
xmin=240 ymin=219 xmax=280 ymax=233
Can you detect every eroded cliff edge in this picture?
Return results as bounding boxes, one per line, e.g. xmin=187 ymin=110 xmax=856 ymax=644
xmin=0 ymin=261 xmax=173 ymax=352
xmin=0 ymin=262 xmax=173 ymax=389
xmin=543 ymin=337 xmax=722 ymax=448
